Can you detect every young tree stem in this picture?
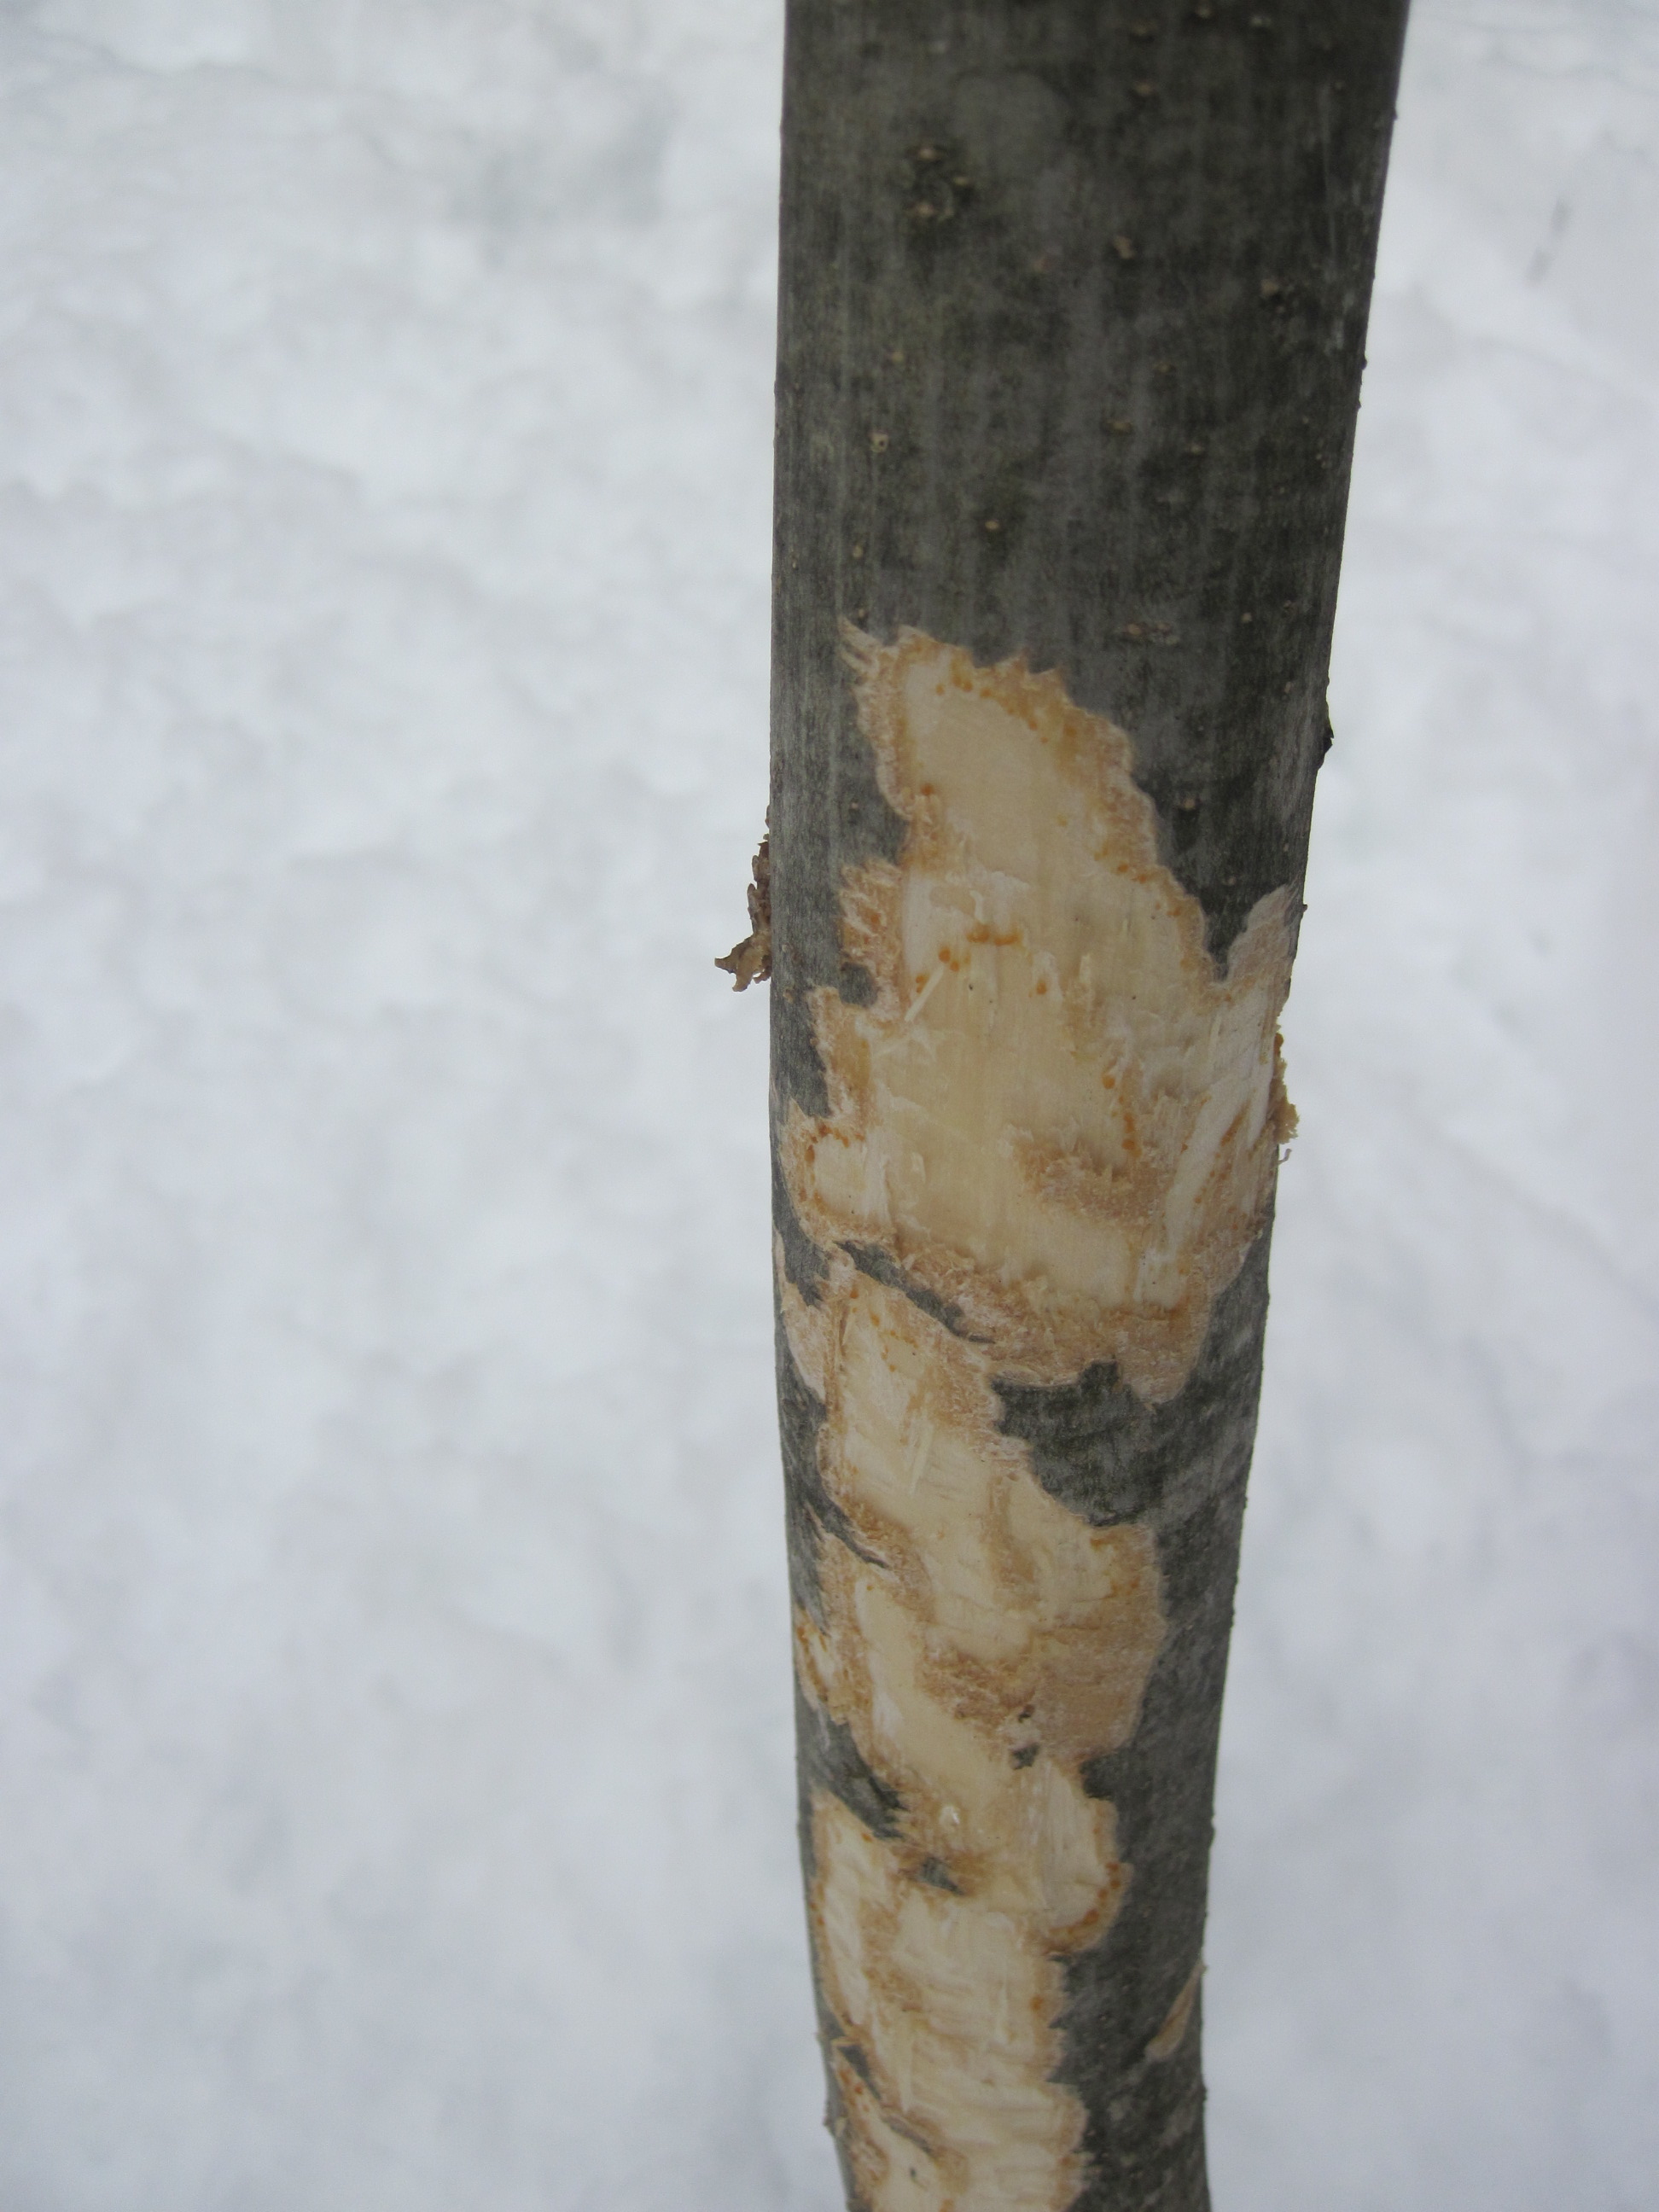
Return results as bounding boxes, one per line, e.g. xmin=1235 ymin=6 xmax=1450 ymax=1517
xmin=764 ymin=8 xmax=1408 ymax=2206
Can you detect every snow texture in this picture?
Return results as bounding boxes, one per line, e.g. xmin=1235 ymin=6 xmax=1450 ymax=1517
xmin=0 ymin=3 xmax=1653 ymax=2207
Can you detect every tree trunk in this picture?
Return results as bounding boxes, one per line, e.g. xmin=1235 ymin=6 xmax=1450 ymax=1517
xmin=757 ymin=6 xmax=1408 ymax=2207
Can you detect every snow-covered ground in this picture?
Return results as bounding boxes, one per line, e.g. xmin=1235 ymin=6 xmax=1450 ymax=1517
xmin=0 ymin=3 xmax=1652 ymax=2207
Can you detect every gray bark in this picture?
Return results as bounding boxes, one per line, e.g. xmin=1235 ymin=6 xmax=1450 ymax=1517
xmin=765 ymin=5 xmax=1409 ymax=2206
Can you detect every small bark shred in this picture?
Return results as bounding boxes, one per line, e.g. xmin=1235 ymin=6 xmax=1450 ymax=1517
xmin=716 ymin=830 xmax=772 ymax=991
xmin=777 ymin=633 xmax=1291 ymax=2210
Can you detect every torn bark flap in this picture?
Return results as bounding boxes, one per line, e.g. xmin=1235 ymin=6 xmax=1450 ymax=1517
xmin=717 ymin=829 xmax=771 ymax=990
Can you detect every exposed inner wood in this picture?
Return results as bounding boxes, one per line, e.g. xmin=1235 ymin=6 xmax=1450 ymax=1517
xmin=783 ymin=631 xmax=1296 ymax=1405
xmin=786 ymin=1259 xmax=1165 ymax=2212
xmin=780 ymin=632 xmax=1295 ymax=2209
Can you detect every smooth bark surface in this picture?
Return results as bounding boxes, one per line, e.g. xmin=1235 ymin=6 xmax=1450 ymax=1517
xmin=767 ymin=7 xmax=1408 ymax=2207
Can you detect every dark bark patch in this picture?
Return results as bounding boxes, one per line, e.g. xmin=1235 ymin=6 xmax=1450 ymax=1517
xmin=1058 ymin=1466 xmax=1249 ymax=2204
xmin=841 ymin=1238 xmax=978 ymax=1340
xmin=775 ymin=1306 xmax=885 ymax=1621
xmin=915 ymin=1855 xmax=962 ymax=1892
xmin=994 ymin=1225 xmax=1272 ymax=1534
xmin=795 ymin=1679 xmax=905 ymax=1847
xmin=772 ymin=1144 xmax=828 ymax=1304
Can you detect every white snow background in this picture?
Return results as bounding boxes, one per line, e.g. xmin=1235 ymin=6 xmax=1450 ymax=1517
xmin=0 ymin=1 xmax=1654 ymax=2207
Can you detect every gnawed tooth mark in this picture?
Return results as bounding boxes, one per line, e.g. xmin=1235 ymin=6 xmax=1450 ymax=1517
xmin=1145 ymin=1960 xmax=1202 ymax=2063
xmin=902 ymin=963 xmax=946 ymax=1024
xmin=903 ymin=1412 xmax=935 ymax=1495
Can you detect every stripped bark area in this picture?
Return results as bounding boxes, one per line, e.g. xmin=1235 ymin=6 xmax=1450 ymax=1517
xmin=765 ymin=4 xmax=1409 ymax=2206
xmin=778 ymin=636 xmax=1290 ymax=2209
xmin=786 ymin=1260 xmax=1162 ymax=2212
xmin=784 ymin=632 xmax=1295 ymax=1406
